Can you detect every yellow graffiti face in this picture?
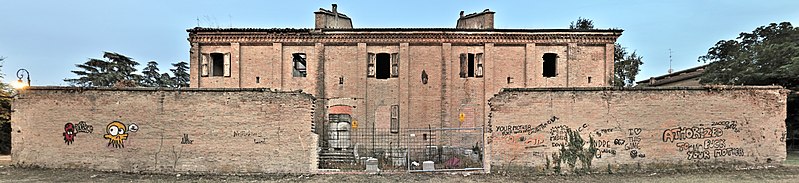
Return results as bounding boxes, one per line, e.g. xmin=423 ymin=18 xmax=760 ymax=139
xmin=103 ymin=121 xmax=128 ymax=148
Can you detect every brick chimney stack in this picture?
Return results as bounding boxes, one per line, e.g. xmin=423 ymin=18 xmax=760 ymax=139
xmin=456 ymin=9 xmax=495 ymax=29
xmin=314 ymin=4 xmax=353 ymax=29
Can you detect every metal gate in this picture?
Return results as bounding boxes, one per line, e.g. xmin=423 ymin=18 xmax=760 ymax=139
xmin=318 ymin=124 xmax=484 ymax=172
xmin=405 ymin=127 xmax=484 ymax=172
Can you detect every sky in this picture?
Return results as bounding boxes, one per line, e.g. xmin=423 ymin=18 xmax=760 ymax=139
xmin=1 ymin=0 xmax=797 ymax=86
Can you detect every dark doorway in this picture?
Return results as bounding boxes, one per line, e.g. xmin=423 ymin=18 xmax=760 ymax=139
xmin=376 ymin=53 xmax=391 ymax=79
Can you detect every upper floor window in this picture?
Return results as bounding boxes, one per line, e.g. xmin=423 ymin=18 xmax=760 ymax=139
xmin=460 ymin=53 xmax=483 ymax=78
xmin=201 ymin=52 xmax=230 ymax=77
xmin=543 ymin=53 xmax=558 ymax=77
xmin=292 ymin=53 xmax=307 ymax=77
xmin=368 ymin=52 xmax=399 ymax=79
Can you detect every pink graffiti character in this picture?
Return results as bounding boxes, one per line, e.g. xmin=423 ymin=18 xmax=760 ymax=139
xmin=64 ymin=123 xmax=76 ymax=145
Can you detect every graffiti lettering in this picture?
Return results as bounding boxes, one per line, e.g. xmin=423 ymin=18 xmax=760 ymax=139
xmin=74 ymin=121 xmax=93 ymax=133
xmin=496 ymin=124 xmax=533 ymax=136
xmin=625 ymin=136 xmax=641 ymax=150
xmin=594 ymin=127 xmax=619 ymax=137
xmin=531 ymin=116 xmax=559 ymax=134
xmin=628 ymin=128 xmax=642 ymax=136
xmin=714 ymin=148 xmax=744 ymax=157
xmin=630 ymin=149 xmax=646 ymax=159
xmin=576 ymin=123 xmax=589 ymax=132
xmin=181 ymin=134 xmax=193 ymax=144
xmin=710 ymin=120 xmax=739 ymax=132
xmin=704 ymin=139 xmax=726 ymax=149
xmin=614 ymin=139 xmax=625 ymax=145
xmin=254 ymin=138 xmax=267 ymax=144
xmin=595 ymin=140 xmax=610 ymax=148
xmin=662 ymin=126 xmax=723 ymax=143
xmin=595 ymin=149 xmax=617 ymax=158
xmin=687 ymin=150 xmax=711 ymax=160
xmin=233 ymin=130 xmax=259 ymax=137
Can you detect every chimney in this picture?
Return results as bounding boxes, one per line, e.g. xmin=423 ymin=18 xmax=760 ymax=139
xmin=314 ymin=4 xmax=353 ymax=29
xmin=333 ymin=4 xmax=339 ymax=27
xmin=332 ymin=4 xmax=338 ymax=13
xmin=456 ymin=9 xmax=495 ymax=29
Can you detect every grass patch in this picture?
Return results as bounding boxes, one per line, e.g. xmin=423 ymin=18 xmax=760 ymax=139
xmin=784 ymin=151 xmax=799 ymax=166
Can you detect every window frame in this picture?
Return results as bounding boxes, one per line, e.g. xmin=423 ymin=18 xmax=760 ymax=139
xmin=292 ymin=53 xmax=308 ymax=77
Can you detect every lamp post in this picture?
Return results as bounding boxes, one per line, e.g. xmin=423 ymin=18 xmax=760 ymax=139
xmin=14 ymin=69 xmax=30 ymax=90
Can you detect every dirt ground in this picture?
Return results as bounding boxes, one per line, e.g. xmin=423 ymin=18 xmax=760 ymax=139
xmin=0 ymin=166 xmax=798 ymax=183
xmin=1 ymin=152 xmax=799 ymax=183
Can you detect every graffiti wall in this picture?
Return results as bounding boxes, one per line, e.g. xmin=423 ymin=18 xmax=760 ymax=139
xmin=487 ymin=86 xmax=788 ymax=173
xmin=12 ymin=87 xmax=316 ymax=173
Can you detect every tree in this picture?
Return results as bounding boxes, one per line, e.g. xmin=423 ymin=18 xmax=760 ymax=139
xmin=170 ymin=61 xmax=190 ymax=87
xmin=158 ymin=73 xmax=173 ymax=87
xmin=698 ymin=22 xmax=799 ymax=149
xmin=65 ymin=52 xmax=142 ymax=87
xmin=614 ymin=44 xmax=644 ymax=87
xmin=0 ymin=56 xmax=11 ymax=154
xmin=698 ymin=22 xmax=799 ymax=89
xmin=568 ymin=17 xmax=643 ymax=87
xmin=141 ymin=61 xmax=162 ymax=87
xmin=569 ymin=17 xmax=594 ymax=30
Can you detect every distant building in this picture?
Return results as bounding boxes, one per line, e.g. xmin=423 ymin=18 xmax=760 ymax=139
xmin=636 ymin=64 xmax=707 ymax=87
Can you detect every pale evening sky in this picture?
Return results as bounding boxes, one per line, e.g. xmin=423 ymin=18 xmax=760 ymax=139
xmin=0 ymin=0 xmax=797 ymax=86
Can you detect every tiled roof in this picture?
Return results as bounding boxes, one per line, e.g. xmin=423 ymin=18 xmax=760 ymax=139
xmin=187 ymin=27 xmax=623 ymax=33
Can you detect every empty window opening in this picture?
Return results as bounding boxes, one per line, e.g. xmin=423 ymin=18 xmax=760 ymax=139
xmin=211 ymin=53 xmax=225 ymax=76
xmin=588 ymin=76 xmax=592 ymax=83
xmin=468 ymin=53 xmax=475 ymax=77
xmin=256 ymin=77 xmax=260 ymax=83
xmin=543 ymin=53 xmax=558 ymax=77
xmin=460 ymin=53 xmax=482 ymax=78
xmin=376 ymin=53 xmax=391 ymax=79
xmin=339 ymin=77 xmax=344 ymax=85
xmin=292 ymin=53 xmax=307 ymax=77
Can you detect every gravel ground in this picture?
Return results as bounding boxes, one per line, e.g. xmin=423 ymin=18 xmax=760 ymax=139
xmin=1 ymin=165 xmax=799 ymax=183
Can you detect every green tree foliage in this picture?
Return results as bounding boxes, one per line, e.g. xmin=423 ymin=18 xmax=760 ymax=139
xmin=568 ymin=17 xmax=643 ymax=87
xmin=0 ymin=56 xmax=11 ymax=154
xmin=698 ymin=22 xmax=799 ymax=147
xmin=141 ymin=61 xmax=162 ymax=87
xmin=569 ymin=17 xmax=594 ymax=30
xmin=614 ymin=44 xmax=644 ymax=87
xmin=170 ymin=61 xmax=190 ymax=87
xmin=698 ymin=22 xmax=799 ymax=89
xmin=64 ymin=52 xmax=142 ymax=87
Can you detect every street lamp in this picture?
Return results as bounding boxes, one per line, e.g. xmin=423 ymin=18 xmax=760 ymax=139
xmin=13 ymin=69 xmax=30 ymax=90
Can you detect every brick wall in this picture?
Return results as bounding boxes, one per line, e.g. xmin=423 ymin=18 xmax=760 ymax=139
xmin=11 ymin=87 xmax=317 ymax=174
xmin=487 ymin=86 xmax=788 ymax=173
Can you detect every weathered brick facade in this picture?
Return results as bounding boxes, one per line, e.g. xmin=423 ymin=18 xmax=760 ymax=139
xmin=187 ymin=8 xmax=621 ymax=136
xmin=488 ymin=86 xmax=788 ymax=173
xmin=11 ymin=87 xmax=317 ymax=173
xmin=8 ymin=5 xmax=789 ymax=174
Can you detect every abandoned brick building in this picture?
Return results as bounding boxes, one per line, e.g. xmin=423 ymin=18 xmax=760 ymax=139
xmin=11 ymin=4 xmax=787 ymax=174
xmin=187 ymin=4 xmax=620 ymax=169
